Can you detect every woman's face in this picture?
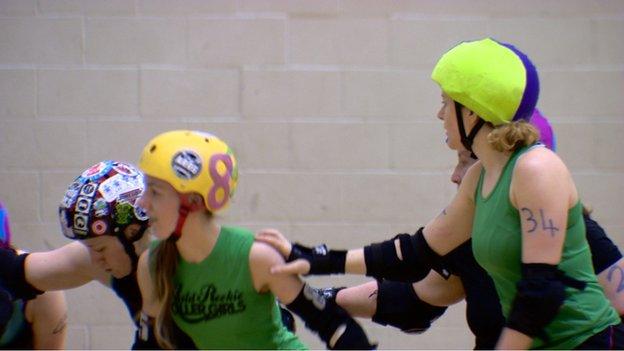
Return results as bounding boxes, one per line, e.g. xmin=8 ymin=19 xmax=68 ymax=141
xmin=137 ymin=176 xmax=180 ymax=240
xmin=83 ymin=235 xmax=132 ymax=278
xmin=437 ymin=92 xmax=464 ymax=151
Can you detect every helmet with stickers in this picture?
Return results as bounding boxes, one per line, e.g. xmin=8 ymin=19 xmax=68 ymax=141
xmin=138 ymin=130 xmax=238 ymax=214
xmin=59 ymin=160 xmax=148 ymax=242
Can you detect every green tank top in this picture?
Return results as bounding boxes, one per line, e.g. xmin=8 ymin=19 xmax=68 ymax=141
xmin=160 ymin=226 xmax=305 ymax=349
xmin=472 ymin=145 xmax=619 ymax=349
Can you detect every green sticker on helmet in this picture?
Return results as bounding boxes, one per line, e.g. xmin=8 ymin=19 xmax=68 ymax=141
xmin=115 ymin=201 xmax=134 ymax=225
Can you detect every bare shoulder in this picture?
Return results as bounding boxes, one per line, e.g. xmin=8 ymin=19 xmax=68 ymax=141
xmin=249 ymin=241 xmax=303 ymax=299
xmin=514 ymin=146 xmax=567 ymax=177
xmin=249 ymin=241 xmax=287 ymax=292
xmin=511 ymin=146 xmax=577 ymax=207
xmin=250 ymin=241 xmax=286 ymax=267
xmin=512 ymin=147 xmax=571 ymax=192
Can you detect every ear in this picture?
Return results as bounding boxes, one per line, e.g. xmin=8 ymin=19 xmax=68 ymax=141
xmin=187 ymin=194 xmax=204 ymax=211
xmin=180 ymin=193 xmax=204 ymax=211
xmin=462 ymin=107 xmax=480 ymax=128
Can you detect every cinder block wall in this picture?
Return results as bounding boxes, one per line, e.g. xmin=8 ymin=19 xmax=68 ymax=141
xmin=0 ymin=0 xmax=622 ymax=349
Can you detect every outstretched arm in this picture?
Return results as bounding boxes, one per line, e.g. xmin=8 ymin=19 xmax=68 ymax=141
xmin=0 ymin=242 xmax=97 ymax=300
xmin=25 ymin=242 xmax=98 ymax=291
xmin=331 ymin=270 xmax=464 ymax=335
xmin=256 ymin=161 xmax=480 ymax=282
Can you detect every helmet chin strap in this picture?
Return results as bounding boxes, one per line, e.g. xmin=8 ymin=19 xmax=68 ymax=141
xmin=171 ymin=195 xmax=202 ymax=241
xmin=455 ymin=101 xmax=485 ymax=159
xmin=171 ymin=205 xmax=190 ymax=242
xmin=115 ymin=221 xmax=148 ymax=273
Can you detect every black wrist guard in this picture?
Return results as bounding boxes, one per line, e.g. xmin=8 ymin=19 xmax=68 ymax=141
xmin=287 ymin=284 xmax=375 ymax=349
xmin=133 ymin=311 xmax=196 ymax=349
xmin=317 ymin=286 xmax=346 ymax=304
xmin=372 ymin=279 xmax=447 ymax=334
xmin=133 ymin=312 xmax=161 ymax=349
xmin=506 ymin=263 xmax=586 ymax=340
xmin=0 ymin=248 xmax=43 ymax=300
xmin=288 ymin=243 xmax=347 ymax=275
xmin=363 ymin=227 xmax=447 ymax=282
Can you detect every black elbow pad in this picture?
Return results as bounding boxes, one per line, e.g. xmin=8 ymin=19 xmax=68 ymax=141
xmin=372 ymin=279 xmax=447 ymax=334
xmin=506 ymin=263 xmax=586 ymax=340
xmin=364 ymin=227 xmax=448 ymax=282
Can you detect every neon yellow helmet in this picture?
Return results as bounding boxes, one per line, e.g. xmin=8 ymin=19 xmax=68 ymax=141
xmin=138 ymin=130 xmax=238 ymax=214
xmin=431 ymin=38 xmax=539 ymax=126
xmin=431 ymin=38 xmax=539 ymax=155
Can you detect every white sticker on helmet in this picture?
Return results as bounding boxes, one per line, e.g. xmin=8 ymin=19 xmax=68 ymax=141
xmin=172 ymin=150 xmax=202 ymax=180
xmin=98 ymin=174 xmax=143 ymax=203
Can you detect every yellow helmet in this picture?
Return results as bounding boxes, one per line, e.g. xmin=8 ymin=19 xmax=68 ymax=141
xmin=138 ymin=130 xmax=238 ymax=213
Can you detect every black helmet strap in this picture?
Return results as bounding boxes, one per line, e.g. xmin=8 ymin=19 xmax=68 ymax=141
xmin=455 ymin=101 xmax=485 ymax=159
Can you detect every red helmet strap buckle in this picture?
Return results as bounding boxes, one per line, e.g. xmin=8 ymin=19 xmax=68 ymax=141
xmin=172 ymin=194 xmax=203 ymax=238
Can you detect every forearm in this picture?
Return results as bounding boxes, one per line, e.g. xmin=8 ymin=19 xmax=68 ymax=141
xmin=345 ymin=249 xmax=366 ymax=275
xmin=334 ymin=274 xmax=464 ymax=319
xmin=496 ymin=328 xmax=533 ymax=350
xmin=334 ymin=280 xmax=377 ymax=318
xmin=362 ymin=228 xmax=446 ymax=282
xmin=412 ymin=271 xmax=465 ymax=307
xmin=334 ymin=275 xmax=453 ymax=335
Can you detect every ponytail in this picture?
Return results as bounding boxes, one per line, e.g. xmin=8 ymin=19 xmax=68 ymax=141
xmin=487 ymin=120 xmax=539 ymax=153
xmin=151 ymin=237 xmax=179 ymax=349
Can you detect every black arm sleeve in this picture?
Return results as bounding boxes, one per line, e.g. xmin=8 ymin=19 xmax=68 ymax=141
xmin=287 ymin=284 xmax=375 ymax=349
xmin=363 ymin=227 xmax=448 ymax=282
xmin=0 ymin=248 xmax=43 ymax=300
xmin=584 ymin=214 xmax=623 ymax=274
